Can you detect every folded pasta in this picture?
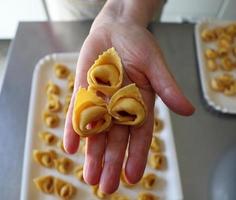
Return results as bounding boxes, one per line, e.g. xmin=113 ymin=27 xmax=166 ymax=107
xmin=108 ymin=84 xmax=146 ymax=126
xmin=72 ymin=88 xmax=112 ymax=137
xmin=54 ymin=178 xmax=76 ymax=199
xmin=87 ymin=47 xmax=123 ymax=96
xmin=34 ymin=175 xmax=54 ymax=194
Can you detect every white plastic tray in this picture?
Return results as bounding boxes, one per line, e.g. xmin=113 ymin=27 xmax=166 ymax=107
xmin=195 ymin=20 xmax=236 ymax=114
xmin=20 ymin=53 xmax=183 ymax=200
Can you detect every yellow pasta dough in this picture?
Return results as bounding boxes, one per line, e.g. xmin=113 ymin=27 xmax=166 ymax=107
xmin=87 ymin=47 xmax=123 ymax=96
xmin=67 ymin=73 xmax=75 ymax=93
xmin=150 ymin=136 xmax=161 ymax=153
xmin=72 ymin=87 xmax=112 ymax=137
xmin=111 ymin=194 xmax=130 ymax=200
xmin=211 ymin=73 xmax=236 ymax=95
xmin=63 ymin=94 xmax=72 ymax=114
xmin=34 ymin=175 xmax=54 ymax=194
xmin=138 ymin=192 xmax=158 ymax=200
xmin=54 ymin=157 xmax=74 ymax=174
xmin=206 ymin=59 xmax=219 ymax=71
xmin=141 ymin=173 xmax=157 ymax=189
xmin=54 ymin=178 xmax=76 ymax=200
xmin=33 ymin=149 xmax=57 ymax=168
xmin=108 ymin=84 xmax=146 ymax=126
xmin=224 ymin=82 xmax=236 ymax=96
xmin=74 ymin=165 xmax=84 ymax=182
xmin=46 ymin=94 xmax=61 ymax=112
xmin=153 ymin=117 xmax=163 ymax=133
xmin=43 ymin=111 xmax=60 ymax=128
xmin=225 ymin=24 xmax=236 ymax=36
xmin=205 ymin=48 xmax=218 ymax=59
xmin=54 ymin=63 xmax=70 ymax=79
xmin=46 ymin=81 xmax=60 ymax=96
xmin=221 ymin=57 xmax=234 ymax=71
xmin=57 ymin=139 xmax=66 ymax=153
xmin=149 ymin=153 xmax=165 ymax=170
xmin=38 ymin=131 xmax=58 ymax=145
xmin=214 ymin=27 xmax=225 ymax=38
xmin=201 ymin=29 xmax=217 ymax=42
xmin=92 ymin=185 xmax=107 ymax=199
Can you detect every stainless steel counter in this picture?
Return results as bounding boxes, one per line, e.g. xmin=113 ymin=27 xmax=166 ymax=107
xmin=0 ymin=22 xmax=236 ymax=200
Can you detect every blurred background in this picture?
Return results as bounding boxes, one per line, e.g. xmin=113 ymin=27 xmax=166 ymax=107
xmin=0 ymin=0 xmax=236 ymax=92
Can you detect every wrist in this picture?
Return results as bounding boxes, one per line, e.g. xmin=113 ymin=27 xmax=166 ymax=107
xmin=91 ymin=0 xmax=162 ymax=30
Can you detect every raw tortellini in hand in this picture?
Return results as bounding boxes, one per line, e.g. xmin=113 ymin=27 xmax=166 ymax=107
xmin=108 ymin=84 xmax=146 ymax=126
xmin=87 ymin=47 xmax=123 ymax=96
xmin=72 ymin=88 xmax=112 ymax=137
xmin=72 ymin=47 xmax=147 ymax=137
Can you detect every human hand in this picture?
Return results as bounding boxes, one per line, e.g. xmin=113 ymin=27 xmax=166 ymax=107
xmin=64 ymin=20 xmax=194 ymax=194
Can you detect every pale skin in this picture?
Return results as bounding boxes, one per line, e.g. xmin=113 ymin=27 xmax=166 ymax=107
xmin=64 ymin=0 xmax=195 ymax=194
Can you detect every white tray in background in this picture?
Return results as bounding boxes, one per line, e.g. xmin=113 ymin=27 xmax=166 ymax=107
xmin=195 ymin=20 xmax=236 ymax=114
xmin=20 ymin=53 xmax=183 ymax=200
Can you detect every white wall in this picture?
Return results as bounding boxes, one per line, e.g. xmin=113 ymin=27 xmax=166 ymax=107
xmin=161 ymin=0 xmax=236 ymax=22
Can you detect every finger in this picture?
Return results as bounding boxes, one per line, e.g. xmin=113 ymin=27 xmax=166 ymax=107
xmin=99 ymin=125 xmax=129 ymax=194
xmin=83 ymin=132 xmax=106 ymax=185
xmin=125 ymin=89 xmax=155 ymax=184
xmin=145 ymin=40 xmax=195 ymax=116
xmin=64 ymin=32 xmax=109 ymax=153
xmin=63 ymin=94 xmax=80 ymax=154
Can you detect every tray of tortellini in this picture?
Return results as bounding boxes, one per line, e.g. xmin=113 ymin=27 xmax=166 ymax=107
xmin=20 ymin=48 xmax=183 ymax=200
xmin=195 ymin=20 xmax=236 ymax=114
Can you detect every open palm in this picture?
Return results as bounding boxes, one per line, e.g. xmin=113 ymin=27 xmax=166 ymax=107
xmin=64 ymin=22 xmax=194 ymax=193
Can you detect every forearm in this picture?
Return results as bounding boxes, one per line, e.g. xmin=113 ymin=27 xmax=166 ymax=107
xmin=91 ymin=0 xmax=164 ymax=30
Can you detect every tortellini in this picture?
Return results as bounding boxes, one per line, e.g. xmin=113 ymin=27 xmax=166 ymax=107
xmin=153 ymin=117 xmax=163 ymax=133
xmin=43 ymin=111 xmax=60 ymax=128
xmin=72 ymin=48 xmax=146 ymax=137
xmin=54 ymin=63 xmax=70 ymax=79
xmin=67 ymin=73 xmax=75 ymax=93
xmin=63 ymin=94 xmax=72 ymax=114
xmin=34 ymin=175 xmax=54 ymax=194
xmin=205 ymin=48 xmax=218 ymax=59
xmin=38 ymin=131 xmax=58 ymax=145
xmin=201 ymin=23 xmax=236 ymax=96
xmin=150 ymin=136 xmax=161 ymax=153
xmin=201 ymin=29 xmax=217 ymax=42
xmin=111 ymin=194 xmax=130 ymax=200
xmin=206 ymin=59 xmax=219 ymax=72
xmin=92 ymin=185 xmax=107 ymax=199
xmin=54 ymin=177 xmax=76 ymax=199
xmin=149 ymin=153 xmax=165 ymax=170
xmin=46 ymin=94 xmax=61 ymax=112
xmin=221 ymin=57 xmax=234 ymax=71
xmin=141 ymin=173 xmax=157 ymax=189
xmin=46 ymin=81 xmax=60 ymax=96
xmin=54 ymin=157 xmax=74 ymax=174
xmin=33 ymin=149 xmax=57 ymax=168
xmin=72 ymin=88 xmax=112 ymax=137
xmin=108 ymin=84 xmax=146 ymax=126
xmin=87 ymin=47 xmax=123 ymax=96
xmin=138 ymin=192 xmax=157 ymax=200
xmin=57 ymin=138 xmax=66 ymax=153
xmin=74 ymin=165 xmax=84 ymax=182
xmin=34 ymin=176 xmax=76 ymax=199
xmin=211 ymin=73 xmax=236 ymax=96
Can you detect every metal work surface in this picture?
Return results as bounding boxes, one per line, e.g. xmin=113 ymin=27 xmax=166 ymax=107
xmin=0 ymin=22 xmax=236 ymax=200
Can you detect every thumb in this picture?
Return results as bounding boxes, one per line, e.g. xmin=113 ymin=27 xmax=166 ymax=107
xmin=145 ymin=42 xmax=195 ymax=116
